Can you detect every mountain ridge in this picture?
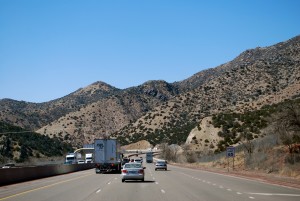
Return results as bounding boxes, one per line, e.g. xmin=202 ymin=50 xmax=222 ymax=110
xmin=0 ymin=35 xmax=299 ymax=148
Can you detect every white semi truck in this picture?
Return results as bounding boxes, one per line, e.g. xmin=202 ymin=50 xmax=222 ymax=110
xmin=85 ymin=153 xmax=93 ymax=163
xmin=65 ymin=152 xmax=77 ymax=164
xmin=94 ymin=139 xmax=122 ymax=173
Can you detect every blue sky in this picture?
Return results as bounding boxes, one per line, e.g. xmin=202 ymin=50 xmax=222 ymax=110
xmin=1 ymin=0 xmax=300 ymax=103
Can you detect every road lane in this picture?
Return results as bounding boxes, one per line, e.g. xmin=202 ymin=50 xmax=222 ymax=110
xmin=1 ymin=162 xmax=300 ymax=201
xmin=0 ymin=169 xmax=116 ymax=201
xmin=149 ymin=163 xmax=247 ymax=201
xmin=89 ymin=167 xmax=162 ymax=201
xmin=152 ymin=163 xmax=300 ymax=201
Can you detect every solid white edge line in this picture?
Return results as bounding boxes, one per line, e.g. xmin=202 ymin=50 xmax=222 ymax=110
xmin=170 ymin=165 xmax=299 ymax=190
xmin=248 ymin=193 xmax=300 ymax=197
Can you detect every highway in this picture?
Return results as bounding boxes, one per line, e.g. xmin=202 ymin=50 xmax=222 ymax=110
xmin=1 ymin=162 xmax=300 ymax=201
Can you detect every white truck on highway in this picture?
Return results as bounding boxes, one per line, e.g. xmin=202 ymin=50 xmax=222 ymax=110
xmin=94 ymin=139 xmax=122 ymax=173
xmin=85 ymin=153 xmax=93 ymax=163
xmin=65 ymin=152 xmax=77 ymax=164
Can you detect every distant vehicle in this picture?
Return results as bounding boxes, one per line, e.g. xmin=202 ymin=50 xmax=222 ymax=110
xmin=94 ymin=139 xmax=122 ymax=173
xmin=77 ymin=160 xmax=85 ymax=164
xmin=134 ymin=158 xmax=142 ymax=163
xmin=122 ymin=158 xmax=130 ymax=166
xmin=2 ymin=163 xmax=15 ymax=168
xmin=65 ymin=153 xmax=77 ymax=164
xmin=155 ymin=160 xmax=167 ymax=171
xmin=85 ymin=153 xmax=93 ymax=163
xmin=121 ymin=162 xmax=146 ymax=182
xmin=146 ymin=152 xmax=153 ymax=163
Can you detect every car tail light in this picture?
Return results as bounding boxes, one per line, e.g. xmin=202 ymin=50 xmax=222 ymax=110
xmin=138 ymin=169 xmax=144 ymax=174
xmin=122 ymin=169 xmax=128 ymax=173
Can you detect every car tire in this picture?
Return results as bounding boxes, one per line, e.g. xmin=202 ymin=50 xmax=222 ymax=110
xmin=122 ymin=179 xmax=125 ymax=183
xmin=155 ymin=169 xmax=157 ymax=171
xmin=141 ymin=178 xmax=144 ymax=182
xmin=165 ymin=168 xmax=167 ymax=171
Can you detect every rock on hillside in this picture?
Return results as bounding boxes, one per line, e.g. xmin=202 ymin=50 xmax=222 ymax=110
xmin=185 ymin=117 xmax=222 ymax=154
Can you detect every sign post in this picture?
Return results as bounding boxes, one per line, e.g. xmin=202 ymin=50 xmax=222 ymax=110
xmin=226 ymin=146 xmax=235 ymax=171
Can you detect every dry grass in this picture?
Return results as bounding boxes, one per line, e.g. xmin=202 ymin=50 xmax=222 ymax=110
xmin=172 ymin=145 xmax=300 ymax=183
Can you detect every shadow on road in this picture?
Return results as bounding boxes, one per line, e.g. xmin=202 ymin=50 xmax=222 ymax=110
xmin=123 ymin=180 xmax=156 ymax=183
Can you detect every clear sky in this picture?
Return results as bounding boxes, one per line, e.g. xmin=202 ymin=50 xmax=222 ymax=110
xmin=1 ymin=0 xmax=300 ymax=103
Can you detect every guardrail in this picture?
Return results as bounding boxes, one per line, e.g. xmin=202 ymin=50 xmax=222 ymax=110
xmin=0 ymin=163 xmax=95 ymax=186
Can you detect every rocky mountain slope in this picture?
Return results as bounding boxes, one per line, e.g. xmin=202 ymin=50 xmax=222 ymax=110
xmin=0 ymin=81 xmax=120 ymax=130
xmin=35 ymin=80 xmax=180 ymax=147
xmin=1 ymin=35 xmax=299 ymax=149
xmin=113 ymin=35 xmax=300 ymax=147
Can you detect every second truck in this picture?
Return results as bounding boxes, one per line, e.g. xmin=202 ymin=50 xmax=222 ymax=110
xmin=94 ymin=139 xmax=123 ymax=173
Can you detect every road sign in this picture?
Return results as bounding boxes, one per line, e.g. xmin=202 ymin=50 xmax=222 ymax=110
xmin=226 ymin=146 xmax=235 ymax=158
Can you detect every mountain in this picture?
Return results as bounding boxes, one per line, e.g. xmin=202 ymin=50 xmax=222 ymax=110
xmin=35 ymin=80 xmax=179 ymax=147
xmin=0 ymin=81 xmax=119 ymax=130
xmin=0 ymin=35 xmax=299 ymax=149
xmin=112 ymin=35 xmax=300 ymax=146
xmin=0 ymin=121 xmax=72 ymax=164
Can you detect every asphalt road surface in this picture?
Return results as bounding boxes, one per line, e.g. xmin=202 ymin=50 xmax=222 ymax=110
xmin=1 ymin=162 xmax=300 ymax=201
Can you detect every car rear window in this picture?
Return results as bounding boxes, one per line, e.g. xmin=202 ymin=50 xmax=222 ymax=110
xmin=125 ymin=163 xmax=142 ymax=168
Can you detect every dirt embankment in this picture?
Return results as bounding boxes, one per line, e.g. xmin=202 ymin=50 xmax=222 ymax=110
xmin=169 ymin=148 xmax=300 ymax=190
xmin=121 ymin=140 xmax=152 ymax=150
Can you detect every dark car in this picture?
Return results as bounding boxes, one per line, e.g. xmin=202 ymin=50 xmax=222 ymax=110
xmin=122 ymin=158 xmax=130 ymax=166
xmin=155 ymin=160 xmax=167 ymax=171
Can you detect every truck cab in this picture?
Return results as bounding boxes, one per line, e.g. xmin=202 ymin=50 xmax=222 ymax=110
xmin=85 ymin=153 xmax=93 ymax=163
xmin=65 ymin=153 xmax=77 ymax=164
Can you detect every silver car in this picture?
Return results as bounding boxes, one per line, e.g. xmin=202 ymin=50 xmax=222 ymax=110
xmin=121 ymin=163 xmax=146 ymax=182
xmin=155 ymin=160 xmax=167 ymax=171
xmin=77 ymin=160 xmax=85 ymax=164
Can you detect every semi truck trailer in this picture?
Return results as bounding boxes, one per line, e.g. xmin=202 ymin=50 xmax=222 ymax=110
xmin=94 ymin=139 xmax=122 ymax=173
